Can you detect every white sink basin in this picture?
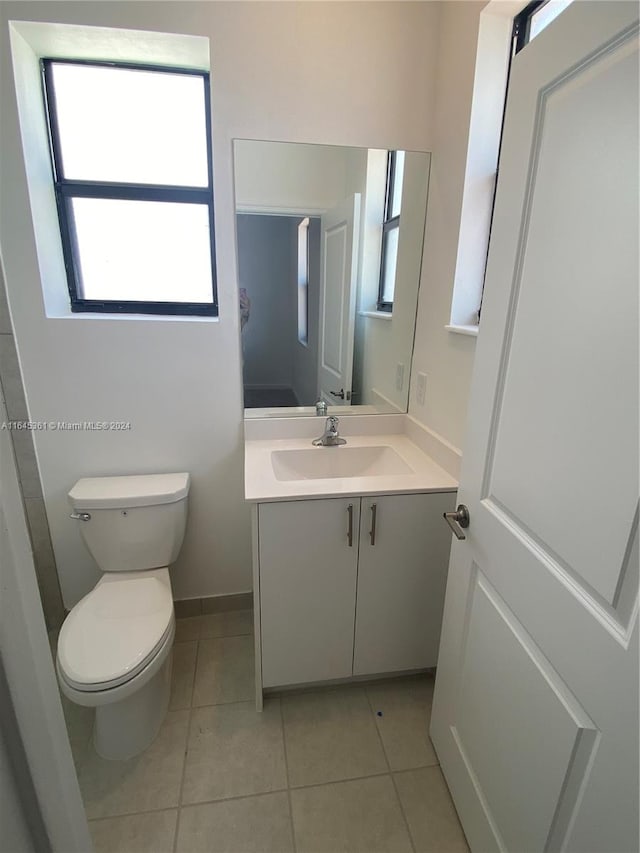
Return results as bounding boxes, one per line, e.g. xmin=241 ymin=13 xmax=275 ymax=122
xmin=271 ymin=445 xmax=414 ymax=481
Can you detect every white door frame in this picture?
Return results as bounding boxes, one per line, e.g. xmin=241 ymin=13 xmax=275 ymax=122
xmin=0 ymin=394 xmax=91 ymax=851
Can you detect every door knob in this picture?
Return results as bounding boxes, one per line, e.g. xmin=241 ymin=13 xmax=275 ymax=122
xmin=330 ymin=389 xmax=345 ymax=399
xmin=443 ymin=504 xmax=470 ymax=540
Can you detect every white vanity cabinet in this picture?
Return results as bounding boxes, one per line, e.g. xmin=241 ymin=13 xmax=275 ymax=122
xmin=353 ymin=492 xmax=455 ymax=676
xmin=256 ymin=490 xmax=455 ymax=690
xmin=258 ymin=497 xmax=360 ymax=688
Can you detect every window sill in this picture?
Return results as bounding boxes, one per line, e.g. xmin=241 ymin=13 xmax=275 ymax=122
xmin=359 ymin=311 xmax=392 ymax=321
xmin=445 ymin=323 xmax=479 ymax=338
xmin=50 ymin=311 xmax=220 ymax=323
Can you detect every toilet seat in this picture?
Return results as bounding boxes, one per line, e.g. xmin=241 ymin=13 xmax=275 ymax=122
xmin=57 ymin=568 xmax=174 ymax=692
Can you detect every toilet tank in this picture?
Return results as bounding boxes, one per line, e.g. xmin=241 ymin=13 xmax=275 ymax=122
xmin=68 ymin=473 xmax=190 ymax=573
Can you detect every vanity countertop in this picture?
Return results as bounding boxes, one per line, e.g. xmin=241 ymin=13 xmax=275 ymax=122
xmin=244 ymin=433 xmax=458 ymax=503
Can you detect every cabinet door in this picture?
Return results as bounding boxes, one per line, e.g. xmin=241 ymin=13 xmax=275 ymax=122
xmin=353 ymin=492 xmax=455 ymax=676
xmin=259 ymin=498 xmax=360 ymax=688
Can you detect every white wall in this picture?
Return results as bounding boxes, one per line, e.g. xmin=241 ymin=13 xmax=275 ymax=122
xmin=409 ymin=1 xmax=487 ymax=451
xmin=234 ymin=141 xmax=351 ymax=214
xmin=234 ymin=140 xmax=371 ymax=216
xmin=0 ymin=1 xmax=441 ymax=607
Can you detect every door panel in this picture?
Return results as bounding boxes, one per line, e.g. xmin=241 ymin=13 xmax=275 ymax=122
xmin=318 ymin=194 xmax=360 ymax=405
xmin=486 ymin=33 xmax=638 ymax=607
xmin=431 ymin=4 xmax=639 ymax=852
xmin=259 ymin=498 xmax=359 ymax=688
xmin=453 ymin=568 xmax=598 ymax=853
xmin=353 ymin=492 xmax=454 ymax=675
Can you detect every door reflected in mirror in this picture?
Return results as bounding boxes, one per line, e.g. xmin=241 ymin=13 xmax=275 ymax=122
xmin=233 ymin=140 xmax=431 ymax=417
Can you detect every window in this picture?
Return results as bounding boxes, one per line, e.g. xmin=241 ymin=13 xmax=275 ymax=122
xmin=377 ymin=150 xmax=405 ymax=312
xmin=297 ymin=217 xmax=309 ymax=345
xmin=42 ymin=59 xmax=217 ymax=316
xmin=476 ymin=0 xmax=573 ymax=321
xmin=513 ymin=0 xmax=573 ymax=54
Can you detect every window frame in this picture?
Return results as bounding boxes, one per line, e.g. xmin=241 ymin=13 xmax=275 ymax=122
xmin=41 ymin=58 xmax=218 ymax=317
xmin=377 ymin=150 xmax=402 ymax=313
xmin=297 ymin=216 xmax=310 ymax=346
xmin=512 ymin=0 xmax=548 ymax=54
xmin=477 ymin=0 xmax=556 ymax=321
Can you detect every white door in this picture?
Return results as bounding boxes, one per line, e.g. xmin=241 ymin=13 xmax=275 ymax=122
xmin=317 ymin=194 xmax=360 ymax=406
xmin=353 ymin=492 xmax=455 ymax=675
xmin=258 ymin=498 xmax=359 ymax=687
xmin=431 ymin=4 xmax=639 ymax=853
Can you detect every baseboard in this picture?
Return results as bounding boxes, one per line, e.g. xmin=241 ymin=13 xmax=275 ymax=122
xmin=243 ymin=384 xmax=292 ymax=391
xmin=174 ymin=592 xmax=253 ymax=618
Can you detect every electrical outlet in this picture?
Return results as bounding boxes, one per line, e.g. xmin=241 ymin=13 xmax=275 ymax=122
xmin=395 ymin=363 xmax=405 ymax=391
xmin=416 ymin=372 xmax=427 ymax=406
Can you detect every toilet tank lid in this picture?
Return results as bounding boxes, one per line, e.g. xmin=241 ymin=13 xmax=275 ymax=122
xmin=69 ymin=473 xmax=190 ymax=509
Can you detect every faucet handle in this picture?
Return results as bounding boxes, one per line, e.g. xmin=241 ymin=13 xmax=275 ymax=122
xmin=315 ymin=399 xmax=328 ymax=416
xmin=327 ymin=416 xmax=339 ymax=431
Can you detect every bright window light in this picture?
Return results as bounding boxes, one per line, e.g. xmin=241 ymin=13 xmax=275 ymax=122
xmin=529 ymin=1 xmax=573 ymax=43
xmin=49 ymin=63 xmax=209 ymax=187
xmin=43 ymin=60 xmax=217 ymax=315
xmin=378 ymin=151 xmax=404 ymax=311
xmin=72 ymin=198 xmax=213 ymax=303
xmin=297 ymin=217 xmax=309 ymax=345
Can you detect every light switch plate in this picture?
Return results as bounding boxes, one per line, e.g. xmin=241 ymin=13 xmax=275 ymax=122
xmin=416 ymin=372 xmax=427 ymax=405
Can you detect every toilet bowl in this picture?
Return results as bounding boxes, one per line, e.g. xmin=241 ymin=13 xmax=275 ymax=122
xmin=57 ymin=473 xmax=189 ymax=760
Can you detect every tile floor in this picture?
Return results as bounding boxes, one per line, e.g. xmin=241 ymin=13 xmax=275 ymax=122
xmin=58 ymin=611 xmax=469 ymax=853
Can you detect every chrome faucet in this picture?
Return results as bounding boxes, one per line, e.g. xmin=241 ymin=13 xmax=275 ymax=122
xmin=315 ymin=399 xmax=328 ymax=416
xmin=312 ymin=416 xmax=346 ymax=447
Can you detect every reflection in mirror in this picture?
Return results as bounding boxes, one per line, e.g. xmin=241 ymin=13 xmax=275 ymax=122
xmin=233 ymin=140 xmax=431 ymax=417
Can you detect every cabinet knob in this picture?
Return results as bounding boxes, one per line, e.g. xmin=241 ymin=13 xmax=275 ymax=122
xmin=443 ymin=504 xmax=470 ymax=540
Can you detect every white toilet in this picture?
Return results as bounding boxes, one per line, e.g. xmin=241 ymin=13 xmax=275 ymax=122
xmin=56 ymin=472 xmax=190 ymax=760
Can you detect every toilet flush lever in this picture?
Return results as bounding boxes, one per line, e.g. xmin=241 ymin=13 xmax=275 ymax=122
xmin=70 ymin=512 xmax=91 ymax=522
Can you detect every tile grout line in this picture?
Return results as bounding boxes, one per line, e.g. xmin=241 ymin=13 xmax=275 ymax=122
xmin=83 ymin=690 xmax=437 ymax=819
xmin=83 ymin=625 xmax=442 ymax=849
xmin=86 ymin=761 xmax=462 ymax=830
xmin=189 ymin=695 xmax=258 ymax=710
xmin=166 ymin=768 xmax=409 ymax=814
xmin=364 ymin=685 xmax=417 ymax=853
xmin=175 ymin=629 xmax=253 ymax=646
xmin=87 ymin=805 xmax=180 ymax=824
xmin=189 ymin=626 xmax=255 ymax=709
xmin=173 ymin=615 xmax=255 ymax=850
xmin=174 ymin=610 xmax=253 ymax=642
xmin=198 ymin=626 xmax=253 ymax=640
xmin=89 ymin=767 xmax=415 ymax=822
xmin=278 ymin=698 xmax=298 ymax=853
xmin=172 ymin=634 xmax=201 ymax=853
xmin=77 ymin=618 xmax=255 ymax=840
xmin=199 ymin=632 xmax=251 ymax=640
xmin=176 ymin=786 xmax=292 ymax=808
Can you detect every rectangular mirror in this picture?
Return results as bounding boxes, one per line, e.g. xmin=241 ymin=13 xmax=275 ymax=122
xmin=233 ymin=140 xmax=431 ymax=417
